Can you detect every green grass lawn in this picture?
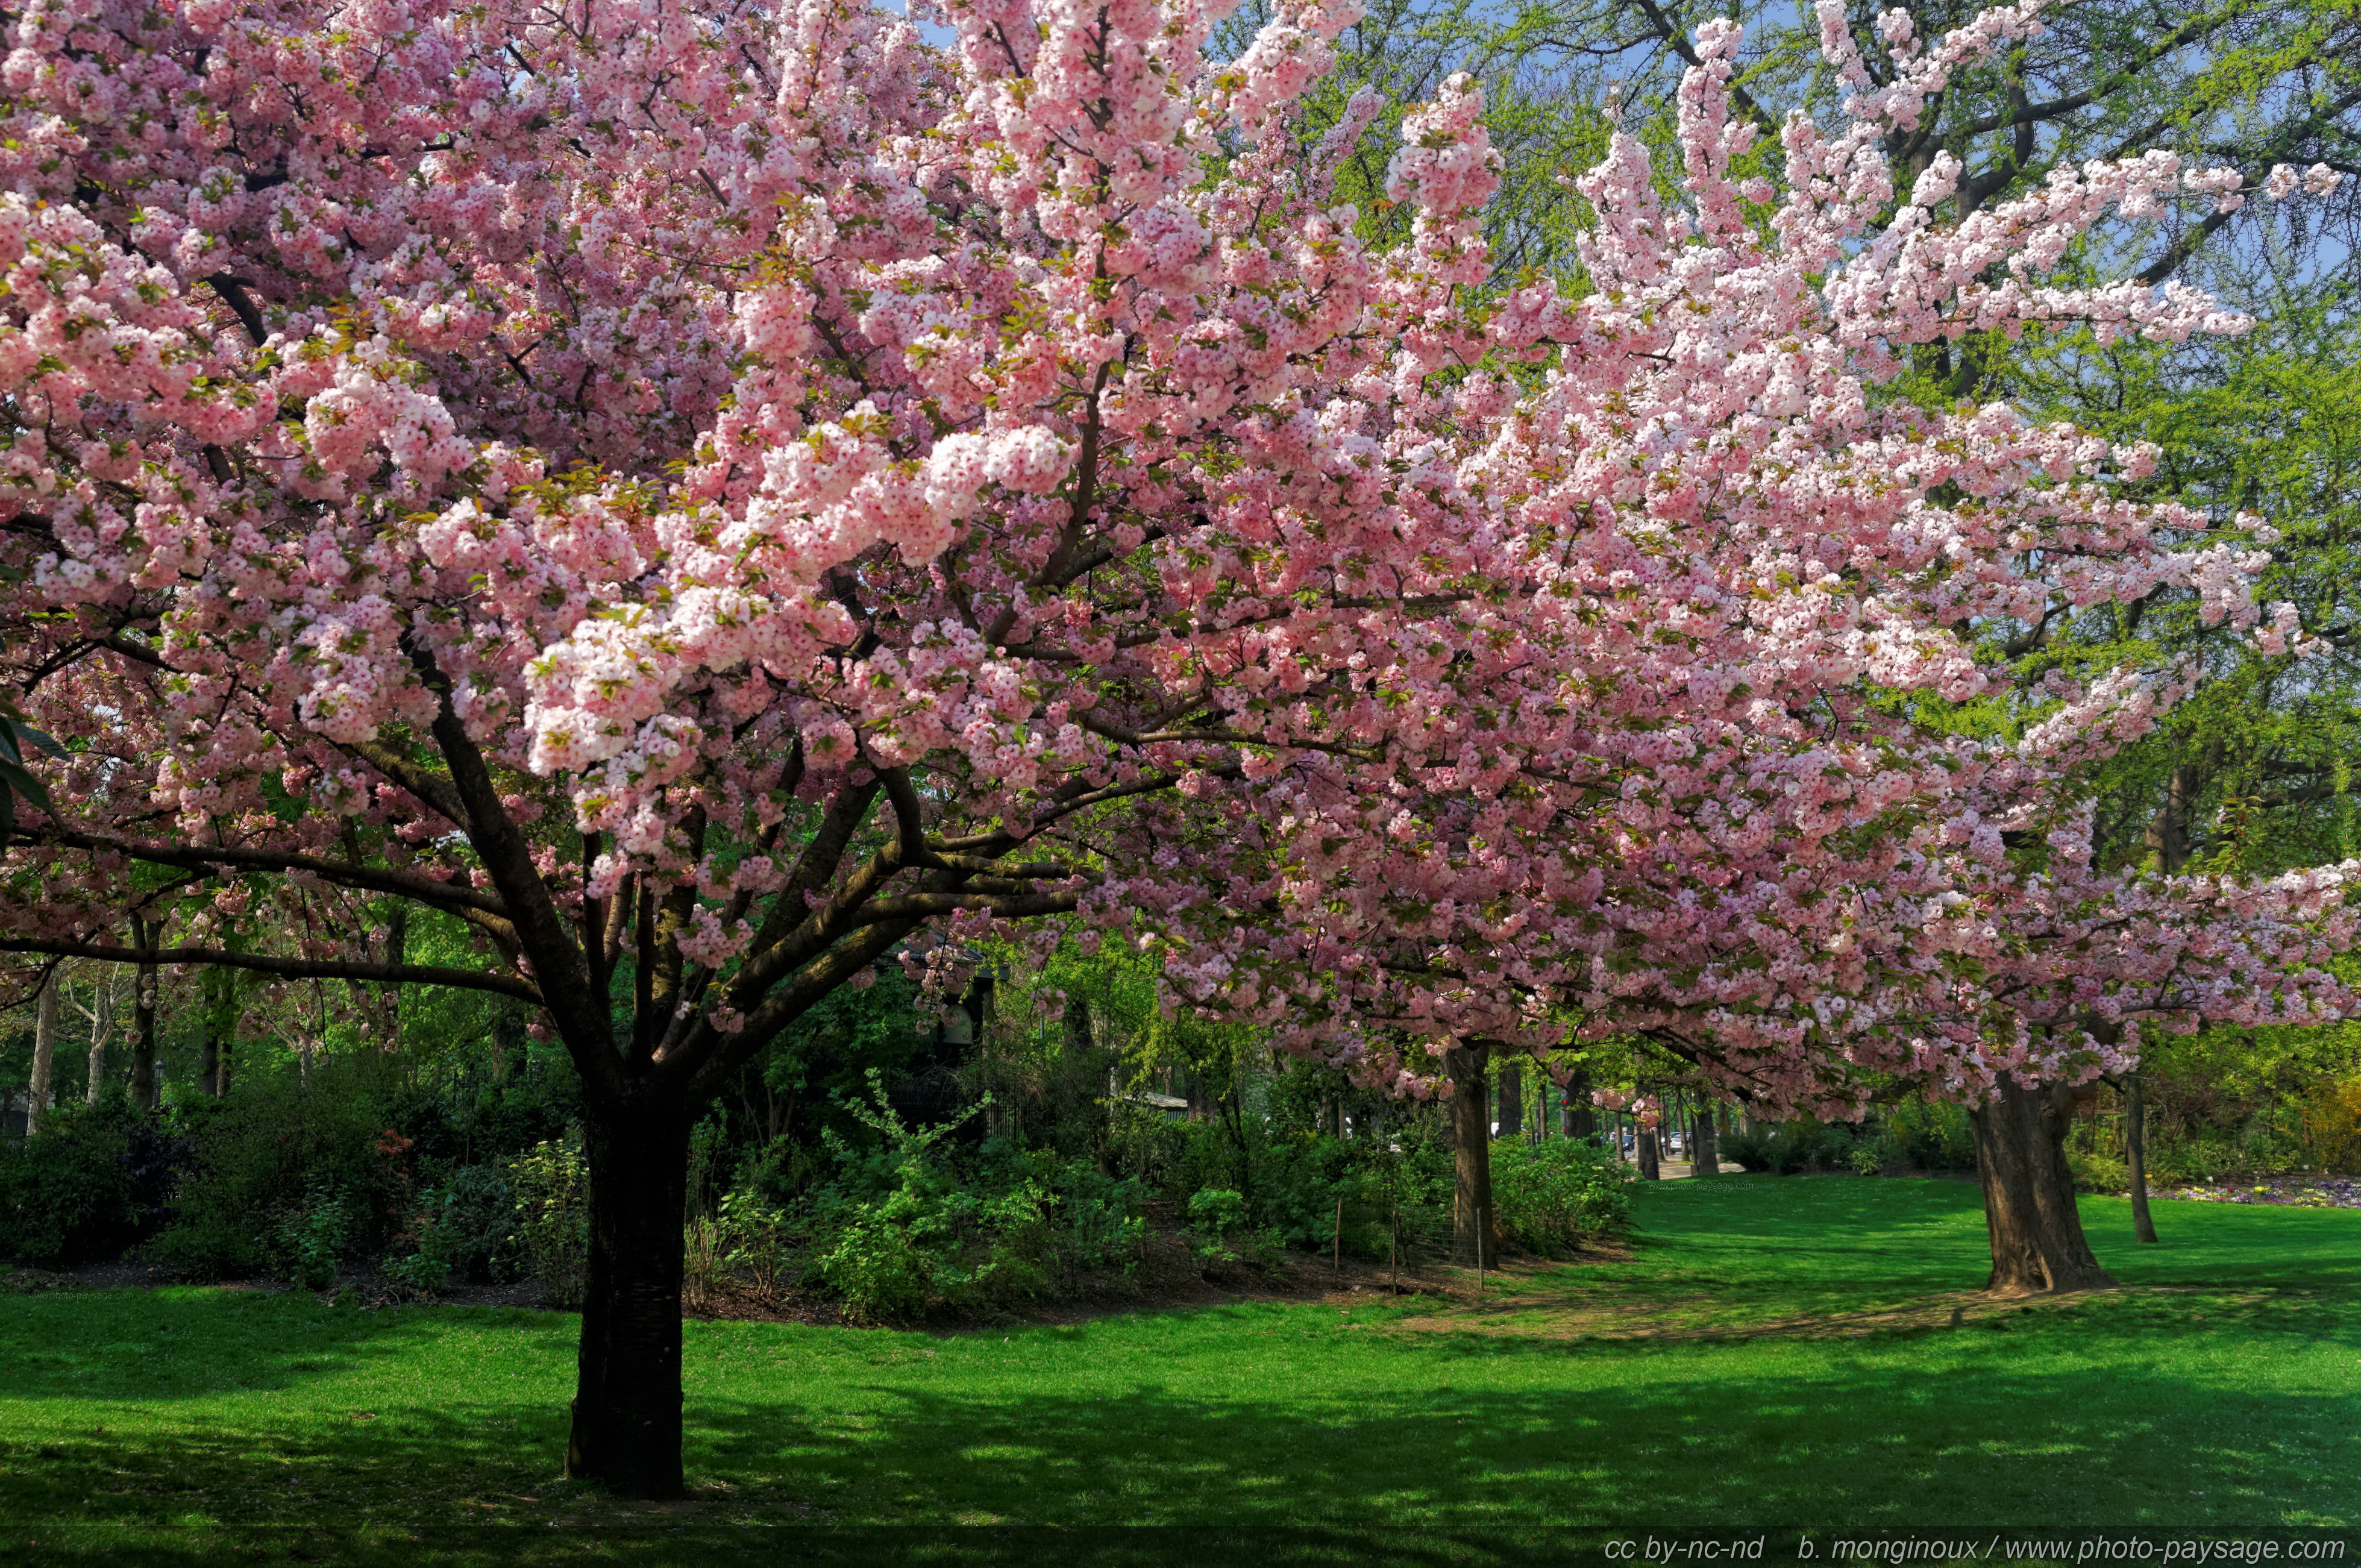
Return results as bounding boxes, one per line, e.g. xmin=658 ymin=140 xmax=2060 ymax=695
xmin=3 ymin=1176 xmax=2357 ymax=1564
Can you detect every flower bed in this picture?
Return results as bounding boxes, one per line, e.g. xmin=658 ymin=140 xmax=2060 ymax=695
xmin=2157 ymin=1177 xmax=2361 ymax=1209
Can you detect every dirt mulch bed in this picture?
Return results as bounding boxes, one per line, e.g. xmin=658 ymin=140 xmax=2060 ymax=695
xmin=2 ymin=1224 xmax=1594 ymax=1330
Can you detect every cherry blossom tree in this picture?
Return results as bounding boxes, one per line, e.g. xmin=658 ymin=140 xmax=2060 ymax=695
xmin=1116 ymin=9 xmax=2359 ymax=1291
xmin=1 ymin=0 xmax=2348 ymax=1500
xmin=0 ymin=0 xmax=1631 ymax=1497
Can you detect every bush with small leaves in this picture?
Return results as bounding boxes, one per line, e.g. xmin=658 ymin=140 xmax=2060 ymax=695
xmin=507 ymin=1133 xmax=589 ymax=1309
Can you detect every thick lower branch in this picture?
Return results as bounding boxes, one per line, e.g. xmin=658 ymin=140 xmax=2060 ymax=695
xmin=0 ymin=939 xmax=539 ymax=1000
xmin=33 ymin=828 xmax=507 ymax=915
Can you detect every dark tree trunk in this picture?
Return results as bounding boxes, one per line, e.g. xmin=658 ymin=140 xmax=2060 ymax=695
xmin=1061 ymin=993 xmax=1111 ymax=1167
xmin=491 ymin=1011 xmax=525 ymax=1082
xmin=1182 ymin=1062 xmax=1212 ymax=1123
xmin=2125 ymin=1073 xmax=2158 ymax=1244
xmin=568 ymin=1109 xmax=692 ymax=1497
xmin=1969 ymin=1078 xmax=2116 ymax=1296
xmin=1566 ymin=1070 xmax=1596 ymax=1140
xmin=1691 ymin=1107 xmax=1718 ymax=1176
xmin=1496 ymin=1061 xmax=1522 ymax=1138
xmin=1637 ymin=1125 xmax=1661 ymax=1181
xmin=1444 ymin=1044 xmax=1498 ymax=1267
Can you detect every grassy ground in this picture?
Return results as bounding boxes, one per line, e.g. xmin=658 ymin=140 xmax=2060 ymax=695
xmin=2 ymin=1176 xmax=2356 ymax=1565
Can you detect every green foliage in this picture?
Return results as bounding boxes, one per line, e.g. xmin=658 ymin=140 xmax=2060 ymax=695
xmin=717 ymin=1189 xmax=790 ymax=1300
xmin=803 ymin=1075 xmax=1152 ymax=1322
xmin=381 ymin=1167 xmax=520 ymax=1297
xmin=2306 ymin=1077 xmax=2361 ymax=1174
xmin=506 ymin=1132 xmax=589 ymax=1309
xmin=754 ymin=964 xmax=924 ymax=1149
xmin=423 ymin=1164 xmax=522 ymax=1284
xmin=146 ymin=1068 xmax=412 ymax=1279
xmin=2067 ymin=1147 xmax=2131 ymax=1195
xmin=804 ymin=1073 xmax=1015 ymax=1323
xmin=806 ymin=1182 xmax=956 ymax=1325
xmin=1719 ymin=1120 xmax=1864 ymax=1176
xmin=1183 ymin=1186 xmax=1251 ymax=1267
xmin=1488 ymin=1138 xmax=1631 ymax=1254
xmin=1878 ymin=1099 xmax=1978 ymax=1173
xmin=0 ymin=1100 xmax=137 ymax=1265
xmin=271 ymin=1179 xmax=357 ymax=1290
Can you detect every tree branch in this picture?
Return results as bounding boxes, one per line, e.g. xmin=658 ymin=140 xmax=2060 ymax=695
xmin=0 ymin=939 xmax=539 ymax=1000
xmin=31 ymin=827 xmax=509 ymax=915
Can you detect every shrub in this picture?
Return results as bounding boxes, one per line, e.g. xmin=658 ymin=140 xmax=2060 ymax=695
xmin=800 ymin=1077 xmax=1162 ymax=1319
xmin=150 ymin=1068 xmax=406 ymax=1279
xmin=807 ymin=1183 xmax=953 ymax=1323
xmin=1881 ymin=1099 xmax=1978 ymax=1171
xmin=1490 ymin=1140 xmax=1631 ymax=1255
xmin=683 ymin=1212 xmax=729 ymax=1310
xmin=382 ymin=1199 xmax=457 ymax=1295
xmin=718 ymin=1189 xmax=790 ymax=1301
xmin=383 ymin=1165 xmax=518 ymax=1296
xmin=507 ymin=1131 xmax=589 ymax=1308
xmin=1046 ymin=1165 xmax=1147 ymax=1275
xmin=2302 ymin=1078 xmax=2361 ymax=1174
xmin=803 ymin=1073 xmax=1003 ymax=1323
xmin=2066 ymin=1147 xmax=2130 ymax=1194
xmin=272 ymin=1179 xmax=356 ymax=1289
xmin=1184 ymin=1185 xmax=1250 ymax=1267
xmin=0 ymin=1102 xmax=137 ymax=1265
xmin=1718 ymin=1120 xmax=1863 ymax=1176
xmin=428 ymin=1164 xmax=522 ymax=1282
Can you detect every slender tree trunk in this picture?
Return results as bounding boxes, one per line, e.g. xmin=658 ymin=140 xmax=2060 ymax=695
xmin=84 ymin=975 xmax=112 ymax=1105
xmin=1444 ymin=1044 xmax=1497 ymax=1268
xmin=130 ymin=918 xmax=160 ymax=1112
xmin=28 ymin=967 xmax=56 ymax=1134
xmin=1637 ymin=1124 xmax=1661 ymax=1180
xmin=381 ymin=907 xmax=407 ymax=1052
xmin=198 ymin=971 xmax=227 ymax=1099
xmin=1968 ymin=1077 xmax=2116 ymax=1296
xmin=1691 ymin=1106 xmax=1718 ymax=1176
xmin=2124 ymin=1074 xmax=2158 ymax=1244
xmin=1496 ymin=1061 xmax=1522 ymax=1138
xmin=568 ymin=1108 xmax=692 ymax=1497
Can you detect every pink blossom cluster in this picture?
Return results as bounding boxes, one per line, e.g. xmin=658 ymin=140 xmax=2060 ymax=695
xmin=0 ymin=0 xmax=2345 ymax=1126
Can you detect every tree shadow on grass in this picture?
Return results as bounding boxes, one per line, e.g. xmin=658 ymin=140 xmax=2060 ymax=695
xmin=9 ymin=1312 xmax=2356 ymax=1564
xmin=0 ymin=1291 xmax=578 ymax=1403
